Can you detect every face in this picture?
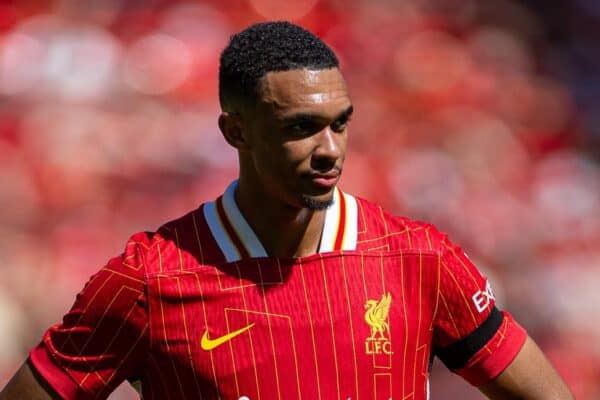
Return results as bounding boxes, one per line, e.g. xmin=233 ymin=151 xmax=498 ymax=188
xmin=239 ymin=68 xmax=353 ymax=210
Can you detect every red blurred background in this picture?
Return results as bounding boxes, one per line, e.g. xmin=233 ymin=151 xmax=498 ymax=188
xmin=0 ymin=0 xmax=599 ymax=398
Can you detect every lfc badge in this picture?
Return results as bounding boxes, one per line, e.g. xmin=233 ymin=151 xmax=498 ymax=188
xmin=364 ymin=292 xmax=393 ymax=355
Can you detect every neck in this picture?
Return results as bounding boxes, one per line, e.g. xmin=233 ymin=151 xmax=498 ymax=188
xmin=235 ymin=180 xmax=327 ymax=258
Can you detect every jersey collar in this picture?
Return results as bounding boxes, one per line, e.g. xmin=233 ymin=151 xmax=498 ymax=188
xmin=203 ymin=180 xmax=358 ymax=262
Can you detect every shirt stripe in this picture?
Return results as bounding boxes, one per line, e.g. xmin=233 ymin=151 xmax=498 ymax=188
xmin=342 ymin=190 xmax=358 ymax=251
xmin=320 ymin=188 xmax=358 ymax=253
xmin=319 ymin=188 xmax=342 ymax=252
xmin=202 ymin=201 xmax=240 ymax=262
xmin=216 ymin=196 xmax=251 ymax=260
xmin=333 ymin=188 xmax=346 ymax=251
xmin=221 ymin=181 xmax=268 ymax=258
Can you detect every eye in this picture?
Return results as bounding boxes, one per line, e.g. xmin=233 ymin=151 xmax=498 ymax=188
xmin=286 ymin=121 xmax=319 ymax=136
xmin=330 ymin=115 xmax=351 ymax=133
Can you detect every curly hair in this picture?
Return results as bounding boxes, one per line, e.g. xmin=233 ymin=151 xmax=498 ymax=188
xmin=219 ymin=21 xmax=339 ymax=110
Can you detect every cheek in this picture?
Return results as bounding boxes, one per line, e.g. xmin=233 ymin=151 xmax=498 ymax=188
xmin=252 ymin=145 xmax=297 ymax=176
xmin=280 ymin=141 xmax=315 ymax=167
xmin=263 ymin=138 xmax=312 ymax=162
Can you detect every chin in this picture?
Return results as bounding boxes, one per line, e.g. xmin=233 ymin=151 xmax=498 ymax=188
xmin=301 ymin=194 xmax=334 ymax=211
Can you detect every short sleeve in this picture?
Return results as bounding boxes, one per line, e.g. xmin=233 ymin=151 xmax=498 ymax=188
xmin=432 ymin=236 xmax=527 ymax=386
xmin=29 ymin=233 xmax=150 ymax=400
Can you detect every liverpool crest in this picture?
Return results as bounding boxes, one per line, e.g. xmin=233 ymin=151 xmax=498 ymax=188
xmin=364 ymin=292 xmax=392 ymax=354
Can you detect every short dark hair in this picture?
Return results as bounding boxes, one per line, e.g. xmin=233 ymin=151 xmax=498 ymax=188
xmin=219 ymin=21 xmax=339 ymax=110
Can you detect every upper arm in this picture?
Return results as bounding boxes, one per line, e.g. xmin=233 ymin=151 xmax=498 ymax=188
xmin=24 ymin=235 xmax=150 ymax=399
xmin=431 ymin=234 xmax=573 ymax=398
xmin=432 ymin=237 xmax=528 ymax=385
xmin=478 ymin=336 xmax=574 ymax=400
xmin=0 ymin=360 xmax=60 ymax=400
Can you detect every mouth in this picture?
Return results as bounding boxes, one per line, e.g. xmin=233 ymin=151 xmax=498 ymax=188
xmin=308 ymin=171 xmax=340 ymax=189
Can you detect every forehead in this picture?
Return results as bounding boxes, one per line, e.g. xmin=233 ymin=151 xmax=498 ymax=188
xmin=257 ymin=68 xmax=351 ymax=117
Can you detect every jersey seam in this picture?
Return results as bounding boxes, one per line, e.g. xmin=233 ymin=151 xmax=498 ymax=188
xmin=143 ymin=250 xmax=443 ymax=278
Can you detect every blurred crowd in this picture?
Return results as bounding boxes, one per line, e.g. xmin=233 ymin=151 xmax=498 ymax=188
xmin=0 ymin=0 xmax=599 ymax=398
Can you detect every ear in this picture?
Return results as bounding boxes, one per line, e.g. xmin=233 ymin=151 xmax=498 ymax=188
xmin=218 ymin=112 xmax=250 ymax=150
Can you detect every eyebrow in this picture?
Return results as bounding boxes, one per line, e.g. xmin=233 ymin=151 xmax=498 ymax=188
xmin=281 ymin=105 xmax=354 ymax=124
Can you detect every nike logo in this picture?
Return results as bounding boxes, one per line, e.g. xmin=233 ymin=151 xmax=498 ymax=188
xmin=200 ymin=323 xmax=255 ymax=351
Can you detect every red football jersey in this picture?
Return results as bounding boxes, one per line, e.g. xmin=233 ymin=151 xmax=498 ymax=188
xmin=30 ymin=181 xmax=527 ymax=399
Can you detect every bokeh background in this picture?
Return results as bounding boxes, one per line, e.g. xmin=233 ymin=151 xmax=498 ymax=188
xmin=0 ymin=0 xmax=599 ymax=398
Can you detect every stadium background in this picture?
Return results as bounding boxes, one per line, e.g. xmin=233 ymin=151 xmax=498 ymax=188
xmin=0 ymin=0 xmax=598 ymax=398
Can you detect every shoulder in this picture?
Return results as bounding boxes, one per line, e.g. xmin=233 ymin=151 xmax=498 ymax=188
xmin=132 ymin=205 xmax=224 ymax=273
xmin=354 ymin=195 xmax=448 ymax=254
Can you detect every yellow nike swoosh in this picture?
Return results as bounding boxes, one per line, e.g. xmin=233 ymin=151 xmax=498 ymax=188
xmin=200 ymin=323 xmax=255 ymax=351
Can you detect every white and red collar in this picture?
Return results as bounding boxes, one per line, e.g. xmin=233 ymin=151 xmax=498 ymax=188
xmin=203 ymin=180 xmax=358 ymax=262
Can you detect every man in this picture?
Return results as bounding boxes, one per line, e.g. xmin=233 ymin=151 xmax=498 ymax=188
xmin=1 ymin=21 xmax=573 ymax=400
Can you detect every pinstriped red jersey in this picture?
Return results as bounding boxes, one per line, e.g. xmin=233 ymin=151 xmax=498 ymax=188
xmin=30 ymin=181 xmax=527 ymax=399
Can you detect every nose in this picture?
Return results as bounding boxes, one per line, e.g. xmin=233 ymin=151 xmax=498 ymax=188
xmin=311 ymin=127 xmax=343 ymax=171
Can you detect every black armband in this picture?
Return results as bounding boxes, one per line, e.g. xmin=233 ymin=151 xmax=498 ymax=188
xmin=436 ymin=306 xmax=503 ymax=370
